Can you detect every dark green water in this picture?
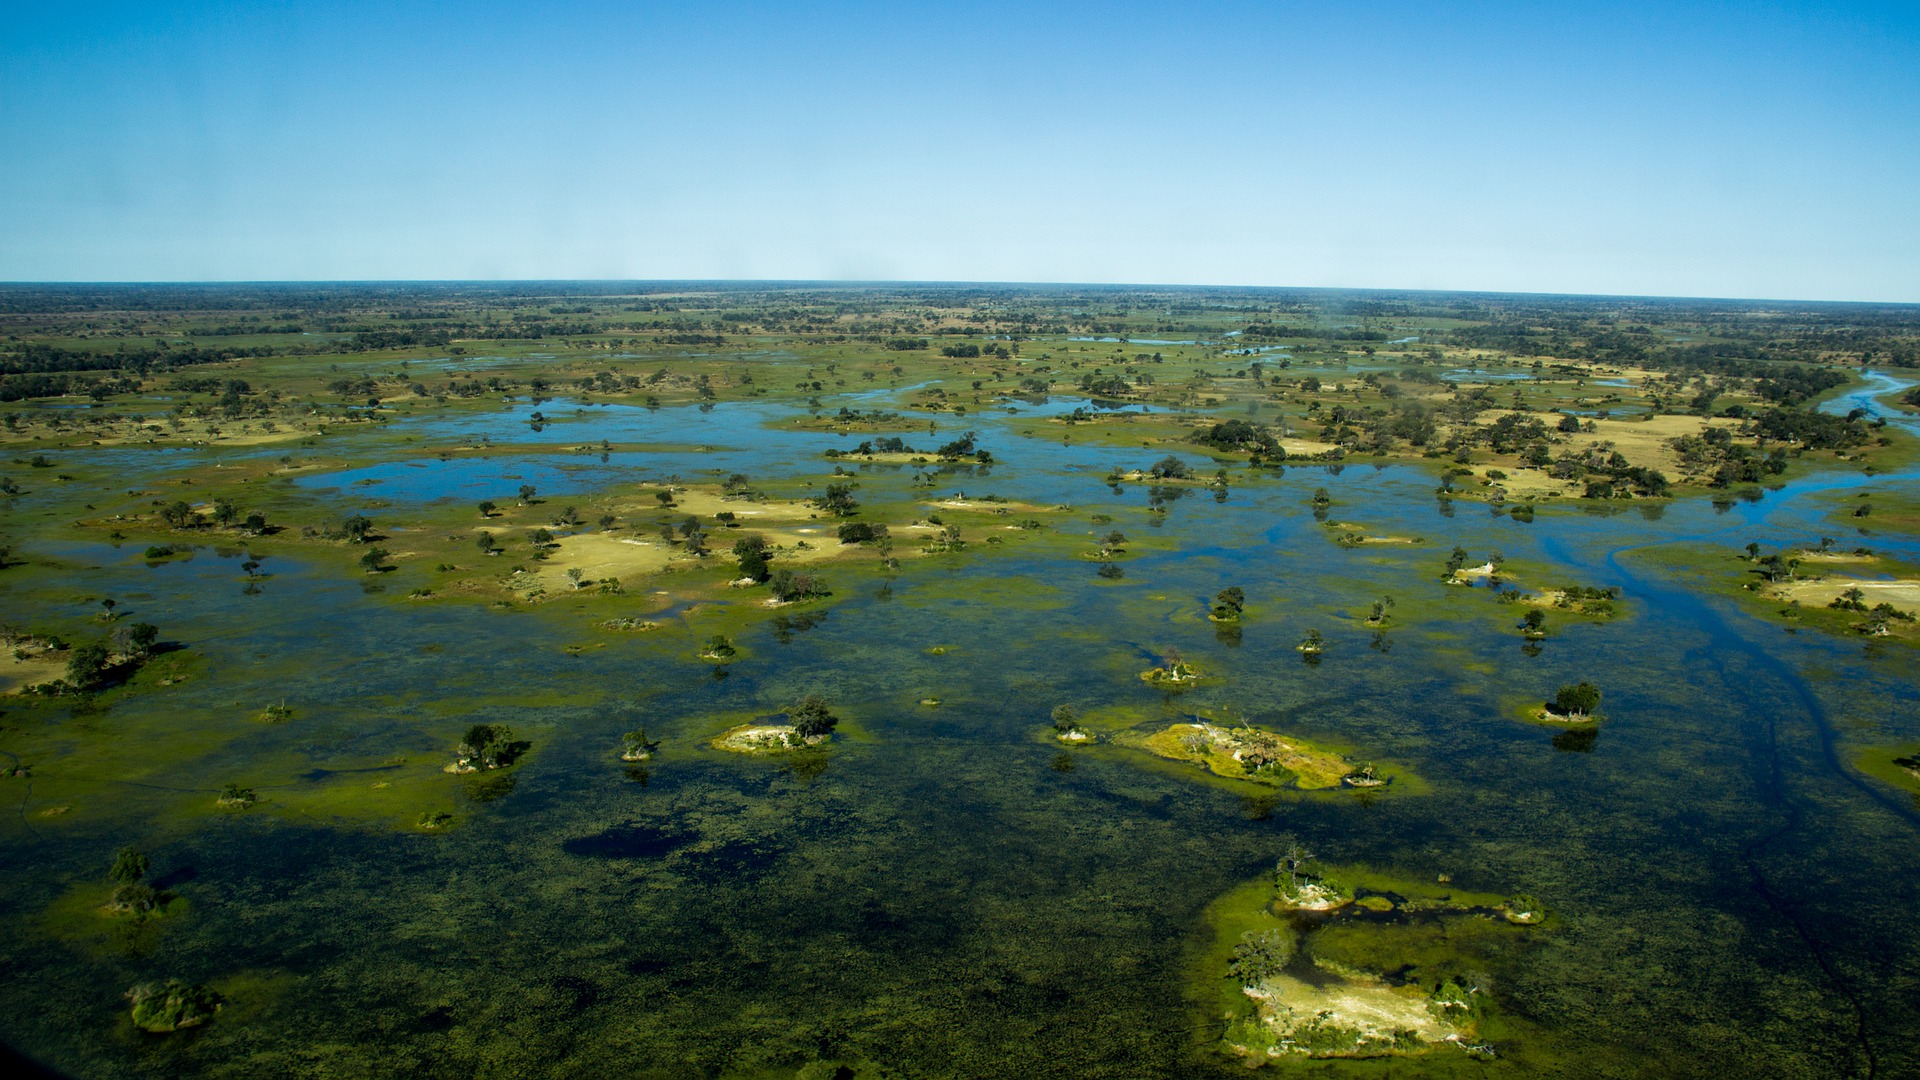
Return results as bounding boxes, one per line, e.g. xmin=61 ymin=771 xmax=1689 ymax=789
xmin=3 ymin=399 xmax=1918 ymax=1078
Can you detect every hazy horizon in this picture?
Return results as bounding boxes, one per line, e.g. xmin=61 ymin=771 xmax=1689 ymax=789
xmin=4 ymin=278 xmax=1920 ymax=310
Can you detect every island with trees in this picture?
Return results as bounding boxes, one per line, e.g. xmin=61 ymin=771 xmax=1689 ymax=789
xmin=712 ymin=694 xmax=843 ymax=753
xmin=1206 ymin=839 xmax=1547 ymax=1063
xmin=1116 ymin=719 xmax=1406 ymax=792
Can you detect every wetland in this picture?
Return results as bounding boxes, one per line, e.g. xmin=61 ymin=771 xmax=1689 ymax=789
xmin=1 ymin=282 xmax=1918 ymax=1077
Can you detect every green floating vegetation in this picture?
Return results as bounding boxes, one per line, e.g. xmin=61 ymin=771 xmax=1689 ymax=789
xmin=1202 ymin=848 xmax=1546 ymax=1065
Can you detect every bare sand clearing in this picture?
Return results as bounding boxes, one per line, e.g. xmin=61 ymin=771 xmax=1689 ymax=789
xmin=928 ymin=497 xmax=1058 ymax=513
xmin=523 ymin=484 xmax=863 ymax=594
xmin=1774 ymin=578 xmax=1920 ymax=613
xmin=1 ymin=648 xmax=67 ymax=694
xmin=1247 ymin=974 xmax=1455 ymax=1043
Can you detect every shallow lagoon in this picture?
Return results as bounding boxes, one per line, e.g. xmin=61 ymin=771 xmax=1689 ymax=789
xmin=3 ymin=395 xmax=1920 ymax=1078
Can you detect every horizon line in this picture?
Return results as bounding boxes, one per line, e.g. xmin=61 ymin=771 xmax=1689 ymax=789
xmin=2 ymin=278 xmax=1918 ymax=309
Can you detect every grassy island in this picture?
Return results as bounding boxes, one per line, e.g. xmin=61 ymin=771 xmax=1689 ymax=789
xmin=1203 ymin=847 xmax=1546 ymax=1064
xmin=712 ymin=694 xmax=842 ymax=753
xmin=1120 ymin=720 xmax=1389 ymax=791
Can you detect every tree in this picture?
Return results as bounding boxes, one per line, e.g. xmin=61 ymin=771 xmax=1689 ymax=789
xmin=342 ymin=514 xmax=373 ymax=543
xmin=1212 ymin=586 xmax=1245 ymax=622
xmin=1099 ymin=530 xmax=1127 ymax=555
xmin=458 ymin=723 xmax=521 ymax=768
xmin=770 ymin=568 xmax=826 ymax=602
xmin=1745 ymin=541 xmax=1761 ymax=560
xmin=477 ymin=500 xmax=496 ymax=517
xmin=733 ymin=534 xmax=771 ymax=582
xmin=1521 ymin=609 xmax=1545 ymax=632
xmin=1275 ymin=834 xmax=1315 ymax=894
xmin=242 ymin=512 xmax=267 ymax=534
xmin=621 ymin=729 xmax=658 ymax=761
xmin=110 ymin=847 xmax=149 ymax=885
xmin=837 ymin=521 xmax=888 ymax=544
xmin=160 ymin=500 xmax=196 ymax=528
xmin=787 ymin=694 xmax=840 ymax=738
xmin=1147 ymin=455 xmax=1191 ymax=479
xmin=212 ymin=499 xmax=237 ymax=527
xmin=518 ymin=484 xmax=537 ymax=505
xmin=1551 ymin=681 xmax=1602 ymax=718
xmin=476 ymin=531 xmax=497 ymax=555
xmin=359 ymin=547 xmax=389 ymax=573
xmin=814 ymin=482 xmax=859 ymax=516
xmin=67 ymin=642 xmax=111 ymax=688
xmin=1051 ymin=704 xmax=1080 ymax=733
xmin=566 ymin=568 xmax=585 ymax=589
xmin=112 ymin=622 xmax=159 ymax=660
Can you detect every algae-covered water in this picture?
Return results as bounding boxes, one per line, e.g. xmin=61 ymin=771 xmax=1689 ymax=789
xmin=3 ymin=395 xmax=1919 ymax=1079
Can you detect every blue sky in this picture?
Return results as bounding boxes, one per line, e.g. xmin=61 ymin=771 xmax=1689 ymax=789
xmin=3 ymin=1 xmax=1917 ymax=299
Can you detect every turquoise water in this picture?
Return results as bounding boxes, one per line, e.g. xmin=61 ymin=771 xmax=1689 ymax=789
xmin=2 ymin=399 xmax=1918 ymax=1078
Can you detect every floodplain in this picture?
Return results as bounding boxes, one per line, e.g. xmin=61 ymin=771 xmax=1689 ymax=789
xmin=1 ymin=283 xmax=1918 ymax=1077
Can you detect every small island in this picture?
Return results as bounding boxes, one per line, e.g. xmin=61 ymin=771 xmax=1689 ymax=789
xmin=1209 ymin=841 xmax=1546 ymax=1064
xmin=128 ymin=980 xmax=222 ymax=1033
xmin=712 ymin=694 xmax=841 ymax=753
xmin=444 ymin=723 xmax=528 ymax=773
xmin=1121 ymin=720 xmax=1380 ymax=790
xmin=1532 ymin=681 xmax=1604 ymax=724
xmin=1139 ymin=649 xmax=1205 ymax=688
xmin=619 ymin=728 xmax=659 ymax=762
xmin=1050 ymin=704 xmax=1093 ymax=744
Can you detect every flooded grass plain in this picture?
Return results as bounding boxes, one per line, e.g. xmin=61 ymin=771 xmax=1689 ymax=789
xmin=3 ymin=312 xmax=1919 ymax=1077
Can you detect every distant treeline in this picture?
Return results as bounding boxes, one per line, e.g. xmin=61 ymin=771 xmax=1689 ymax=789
xmin=1239 ymin=323 xmax=1389 ymax=342
xmin=0 ymin=372 xmax=142 ymax=402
